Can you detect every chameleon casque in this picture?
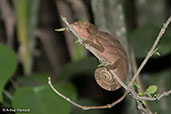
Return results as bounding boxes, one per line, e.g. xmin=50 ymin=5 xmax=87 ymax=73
xmin=71 ymin=21 xmax=129 ymax=91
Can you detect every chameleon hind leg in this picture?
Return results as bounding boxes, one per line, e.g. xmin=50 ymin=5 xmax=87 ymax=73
xmin=105 ymin=58 xmax=121 ymax=70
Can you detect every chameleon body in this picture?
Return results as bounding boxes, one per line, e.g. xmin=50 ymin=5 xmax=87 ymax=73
xmin=71 ymin=21 xmax=129 ymax=91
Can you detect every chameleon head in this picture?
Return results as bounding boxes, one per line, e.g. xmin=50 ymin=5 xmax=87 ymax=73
xmin=71 ymin=21 xmax=98 ymax=40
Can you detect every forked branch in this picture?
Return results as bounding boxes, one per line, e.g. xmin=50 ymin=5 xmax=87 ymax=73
xmin=129 ymin=16 xmax=171 ymax=86
xmin=48 ymin=15 xmax=171 ymax=113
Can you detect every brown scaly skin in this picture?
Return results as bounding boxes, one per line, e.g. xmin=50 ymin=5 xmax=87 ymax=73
xmin=71 ymin=21 xmax=129 ymax=91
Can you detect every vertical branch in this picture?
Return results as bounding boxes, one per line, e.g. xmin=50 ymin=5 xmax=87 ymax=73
xmin=130 ymin=46 xmax=143 ymax=92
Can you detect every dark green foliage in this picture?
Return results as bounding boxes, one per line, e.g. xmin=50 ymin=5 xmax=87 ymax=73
xmin=129 ymin=26 xmax=171 ymax=58
xmin=13 ymin=83 xmax=77 ymax=114
xmin=0 ymin=43 xmax=17 ymax=102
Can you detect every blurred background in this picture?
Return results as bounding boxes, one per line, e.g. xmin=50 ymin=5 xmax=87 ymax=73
xmin=0 ymin=0 xmax=171 ymax=114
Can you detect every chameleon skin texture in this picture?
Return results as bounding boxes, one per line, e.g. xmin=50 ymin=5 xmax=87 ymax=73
xmin=71 ymin=21 xmax=129 ymax=91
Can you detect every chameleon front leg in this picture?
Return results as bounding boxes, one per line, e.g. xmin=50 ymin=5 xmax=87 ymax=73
xmin=82 ymin=35 xmax=120 ymax=70
xmin=82 ymin=38 xmax=104 ymax=52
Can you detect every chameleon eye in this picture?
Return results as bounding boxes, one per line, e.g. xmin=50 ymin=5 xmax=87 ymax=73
xmin=87 ymin=24 xmax=98 ymax=35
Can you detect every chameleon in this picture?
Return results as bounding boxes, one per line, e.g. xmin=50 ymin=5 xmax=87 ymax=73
xmin=71 ymin=21 xmax=129 ymax=91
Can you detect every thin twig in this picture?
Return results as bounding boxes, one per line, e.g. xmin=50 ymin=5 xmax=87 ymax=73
xmin=138 ymin=90 xmax=171 ymax=101
xmin=129 ymin=15 xmax=171 ymax=86
xmin=48 ymin=77 xmax=128 ymax=110
xmin=48 ymin=77 xmax=87 ymax=110
xmin=130 ymin=46 xmax=143 ymax=92
xmin=136 ymin=100 xmax=152 ymax=114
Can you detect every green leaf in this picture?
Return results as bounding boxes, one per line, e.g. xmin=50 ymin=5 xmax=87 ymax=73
xmin=0 ymin=44 xmax=17 ymax=102
xmin=97 ymin=62 xmax=105 ymax=67
xmin=153 ymin=46 xmax=161 ymax=56
xmin=154 ymin=93 xmax=160 ymax=97
xmin=75 ymin=38 xmax=83 ymax=44
xmin=147 ymin=93 xmax=152 ymax=98
xmin=74 ymin=43 xmax=85 ymax=61
xmin=145 ymin=85 xmax=158 ymax=95
xmin=55 ymin=28 xmax=67 ymax=32
xmin=133 ymin=81 xmax=141 ymax=88
xmin=12 ymin=83 xmax=77 ymax=114
xmin=16 ymin=73 xmax=49 ymax=87
xmin=140 ymin=99 xmax=146 ymax=105
xmin=155 ymin=52 xmax=160 ymax=56
xmin=138 ymin=91 xmax=144 ymax=96
xmin=141 ymin=69 xmax=171 ymax=114
xmin=163 ymin=23 xmax=167 ymax=29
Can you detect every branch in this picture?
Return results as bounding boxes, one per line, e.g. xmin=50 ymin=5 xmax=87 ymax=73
xmin=136 ymin=100 xmax=152 ymax=114
xmin=130 ymin=46 xmax=152 ymax=113
xmin=48 ymin=77 xmax=87 ymax=110
xmin=48 ymin=15 xmax=171 ymax=113
xmin=129 ymin=15 xmax=171 ymax=86
xmin=138 ymin=90 xmax=171 ymax=101
xmin=130 ymin=46 xmax=144 ymax=92
xmin=48 ymin=77 xmax=128 ymax=110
